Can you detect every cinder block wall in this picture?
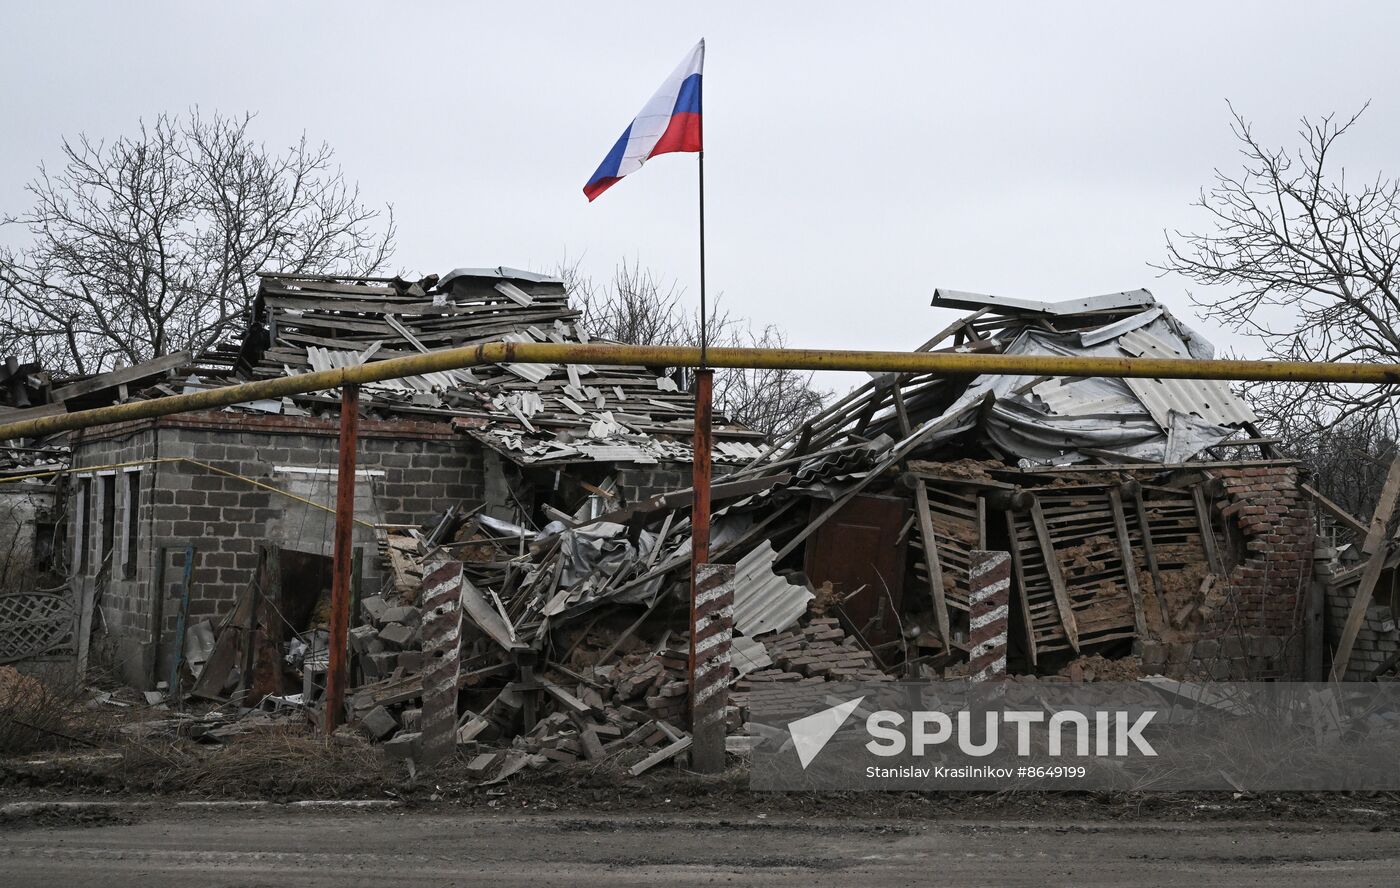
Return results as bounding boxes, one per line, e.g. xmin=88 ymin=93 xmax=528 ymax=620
xmin=1327 ymin=579 xmax=1398 ymax=680
xmin=615 ymin=461 xmax=690 ymax=503
xmin=615 ymin=460 xmax=735 ymax=504
xmin=1139 ymin=465 xmax=1313 ymax=680
xmin=70 ymin=412 xmax=484 ymax=687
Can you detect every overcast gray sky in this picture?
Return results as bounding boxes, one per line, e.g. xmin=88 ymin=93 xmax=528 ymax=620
xmin=5 ymin=1 xmax=1399 ymax=387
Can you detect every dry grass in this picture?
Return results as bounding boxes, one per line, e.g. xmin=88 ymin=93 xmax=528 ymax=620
xmin=0 ymin=666 xmax=97 ymax=755
xmin=115 ymin=726 xmax=390 ymax=798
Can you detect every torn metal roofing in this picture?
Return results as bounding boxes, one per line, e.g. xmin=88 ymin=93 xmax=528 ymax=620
xmin=930 ymin=288 xmax=1157 ymax=316
xmin=438 ymin=266 xmax=562 ymax=288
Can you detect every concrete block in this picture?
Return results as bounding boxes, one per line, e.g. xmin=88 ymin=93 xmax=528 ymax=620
xmin=465 ymin=752 xmax=498 ymax=779
xmin=361 ymin=596 xmax=390 ymax=625
xmin=1139 ymin=642 xmax=1166 ymax=671
xmin=401 ymin=707 xmax=423 ymax=732
xmin=360 ymin=705 xmax=398 ymax=741
xmin=349 ymin=624 xmax=382 ymax=655
xmin=382 ymin=605 xmax=421 ymax=626
xmin=368 ymin=652 xmax=400 ymax=675
xmin=383 ymin=731 xmax=422 ymax=762
xmin=378 ymin=622 xmax=415 ymax=648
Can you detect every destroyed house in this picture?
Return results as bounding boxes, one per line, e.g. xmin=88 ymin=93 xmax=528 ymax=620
xmin=59 ymin=268 xmax=759 ymax=686
xmin=2 ymin=276 xmax=1342 ymax=766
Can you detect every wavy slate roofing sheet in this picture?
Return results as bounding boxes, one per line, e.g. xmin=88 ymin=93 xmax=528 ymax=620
xmin=732 ymin=540 xmax=814 ymax=636
xmin=1116 ymin=329 xmax=1257 ymax=427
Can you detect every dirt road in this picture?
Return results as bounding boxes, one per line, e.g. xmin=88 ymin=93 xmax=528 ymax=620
xmin=3 ymin=807 xmax=1399 ymax=887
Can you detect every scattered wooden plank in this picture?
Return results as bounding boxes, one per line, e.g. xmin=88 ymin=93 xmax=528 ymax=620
xmin=913 ymin=479 xmax=951 ymax=645
xmin=1004 ymin=513 xmax=1038 ymax=667
xmin=541 ymin=679 xmax=599 ymax=719
xmin=50 ymin=351 xmax=191 ymax=401
xmin=1107 ymin=488 xmax=1148 ymax=639
xmin=1191 ymin=486 xmax=1224 ymax=576
xmin=1129 ymin=485 xmax=1167 ymax=609
xmin=1028 ymin=497 xmax=1080 ymax=653
xmin=628 ymin=735 xmax=692 ymax=776
xmin=1302 ymin=483 xmax=1367 ymax=537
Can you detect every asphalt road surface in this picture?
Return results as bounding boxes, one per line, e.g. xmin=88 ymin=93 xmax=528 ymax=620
xmin=4 ymin=808 xmax=1399 ymax=887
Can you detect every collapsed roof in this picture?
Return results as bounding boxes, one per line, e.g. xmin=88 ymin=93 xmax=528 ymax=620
xmin=188 ymin=268 xmax=763 ymax=466
xmin=768 ymin=287 xmax=1260 ymax=473
xmin=922 ymin=288 xmax=1256 ymax=465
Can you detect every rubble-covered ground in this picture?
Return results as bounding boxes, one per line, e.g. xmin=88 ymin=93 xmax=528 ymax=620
xmin=7 ymin=666 xmax=1400 ymax=827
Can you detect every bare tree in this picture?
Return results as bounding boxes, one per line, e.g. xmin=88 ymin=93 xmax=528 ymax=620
xmin=1267 ymin=408 xmax=1396 ymax=530
xmin=1161 ymin=103 xmax=1400 ymax=437
xmin=0 ymin=111 xmax=395 ymax=374
xmin=561 ymin=259 xmax=830 ymax=439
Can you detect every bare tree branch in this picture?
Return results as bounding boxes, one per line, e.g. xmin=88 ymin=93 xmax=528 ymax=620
xmin=0 ymin=110 xmax=396 ymax=373
xmin=1159 ymin=102 xmax=1400 ymax=435
xmin=560 ymin=258 xmax=830 ymax=439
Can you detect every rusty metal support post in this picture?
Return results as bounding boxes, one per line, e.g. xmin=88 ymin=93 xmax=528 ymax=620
xmin=688 ymin=369 xmax=717 ymax=761
xmin=690 ymin=369 xmax=713 ymax=584
xmin=323 ymin=383 xmax=359 ymax=733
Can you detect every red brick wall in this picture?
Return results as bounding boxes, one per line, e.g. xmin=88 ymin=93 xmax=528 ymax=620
xmin=1141 ymin=464 xmax=1312 ymax=680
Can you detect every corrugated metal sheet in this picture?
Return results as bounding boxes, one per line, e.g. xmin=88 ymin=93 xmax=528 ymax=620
xmin=931 ymin=288 xmax=1156 ymax=316
xmin=733 ymin=541 xmax=814 ymax=636
xmin=1116 ymin=330 xmax=1257 ymax=427
xmin=1078 ymin=306 xmax=1163 ymax=347
xmin=494 ymin=281 xmax=535 ymax=307
xmin=716 ymin=441 xmax=765 ymax=460
xmin=1032 ymin=379 xmax=1145 ymax=417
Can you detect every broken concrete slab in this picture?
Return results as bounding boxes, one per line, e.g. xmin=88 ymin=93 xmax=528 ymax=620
xmin=349 ymin=624 xmax=382 ymax=655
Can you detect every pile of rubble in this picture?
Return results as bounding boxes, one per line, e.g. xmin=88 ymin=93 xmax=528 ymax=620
xmin=334 ymin=527 xmax=902 ymax=779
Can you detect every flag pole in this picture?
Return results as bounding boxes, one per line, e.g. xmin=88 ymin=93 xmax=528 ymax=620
xmin=698 ymin=149 xmax=707 ymax=367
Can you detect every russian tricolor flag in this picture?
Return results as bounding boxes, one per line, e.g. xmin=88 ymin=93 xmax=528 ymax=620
xmin=583 ymin=40 xmax=704 ymax=201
